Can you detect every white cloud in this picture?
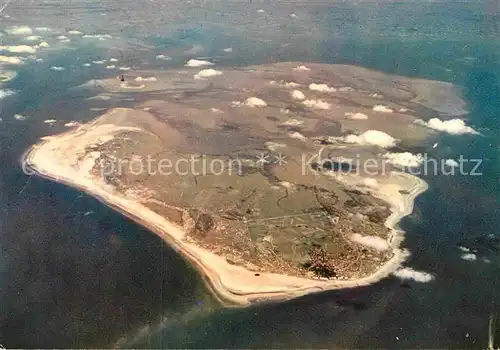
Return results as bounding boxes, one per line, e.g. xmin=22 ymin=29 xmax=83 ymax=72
xmin=461 ymin=253 xmax=477 ymax=261
xmin=67 ymin=30 xmax=83 ymax=35
xmin=302 ymin=99 xmax=331 ymax=110
xmin=291 ymin=90 xmax=305 ymax=100
xmin=244 ymin=97 xmax=267 ymax=107
xmin=361 ymin=178 xmax=379 ymax=189
xmin=0 ymin=56 xmax=23 ymax=65
xmin=257 ymin=9 xmax=265 ymax=13
xmin=0 ymin=45 xmax=36 ymax=53
xmin=35 ymin=27 xmax=51 ymax=32
xmin=14 ymin=114 xmax=28 ymax=120
xmin=20 ymin=55 xmax=38 ymax=62
xmin=293 ymin=65 xmax=310 ymax=72
xmin=289 ymin=132 xmax=307 ymax=141
xmin=44 ymin=119 xmax=57 ymax=124
xmin=92 ymin=60 xmax=105 ymax=64
xmin=82 ymin=34 xmax=112 ymax=40
xmin=83 ymin=63 xmax=91 ymax=67
xmin=0 ymin=71 xmax=16 ymax=83
xmin=383 ymin=152 xmax=424 ymax=168
xmin=445 ymin=159 xmax=459 ymax=167
xmin=50 ymin=66 xmax=65 ymax=71
xmin=339 ymin=86 xmax=354 ymax=92
xmin=223 ymin=47 xmax=233 ymax=52
xmin=210 ymin=108 xmax=223 ymax=113
xmin=57 ymin=35 xmax=68 ymax=40
xmin=345 ymin=112 xmax=368 ymax=120
xmin=194 ymin=68 xmax=223 ymax=80
xmin=351 ymin=233 xmax=389 ymax=251
xmin=282 ymin=118 xmax=303 ymax=126
xmin=135 ymin=76 xmax=157 ymax=82
xmin=0 ymin=89 xmax=15 ymax=99
xmin=6 ymin=26 xmax=33 ymax=35
xmin=414 ymin=118 xmax=478 ymax=135
xmin=25 ymin=35 xmax=41 ymax=41
xmin=373 ymin=104 xmax=394 ymax=113
xmin=119 ymin=66 xmax=131 ymax=71
xmin=271 ymin=80 xmax=300 ymax=88
xmin=88 ymin=95 xmax=111 ymax=101
xmin=64 ymin=121 xmax=80 ymax=127
xmin=392 ymin=267 xmax=435 ymax=283
xmin=399 ymin=107 xmax=408 ymax=112
xmin=340 ymin=130 xmax=397 ymax=148
xmin=109 ymin=58 xmax=118 ymax=62
xmin=105 ymin=65 xmax=116 ymax=69
xmin=39 ymin=41 xmax=50 ymax=48
xmin=156 ymin=54 xmax=171 ymax=60
xmin=266 ymin=141 xmax=286 ymax=152
xmin=232 ymin=97 xmax=268 ymax=108
xmin=185 ymin=59 xmax=213 ymax=67
xmin=309 ymin=83 xmax=336 ymax=93
xmin=458 ymin=246 xmax=470 ymax=252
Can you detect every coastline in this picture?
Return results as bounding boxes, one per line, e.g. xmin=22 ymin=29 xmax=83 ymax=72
xmin=21 ymin=128 xmax=428 ymax=307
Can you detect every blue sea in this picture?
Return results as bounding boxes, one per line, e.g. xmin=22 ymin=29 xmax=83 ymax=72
xmin=0 ymin=0 xmax=499 ymax=347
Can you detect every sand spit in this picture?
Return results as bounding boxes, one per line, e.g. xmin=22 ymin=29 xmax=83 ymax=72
xmin=23 ymin=108 xmax=428 ymax=307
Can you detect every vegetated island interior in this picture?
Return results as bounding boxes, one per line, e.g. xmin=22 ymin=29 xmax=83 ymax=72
xmin=25 ymin=62 xmax=466 ymax=305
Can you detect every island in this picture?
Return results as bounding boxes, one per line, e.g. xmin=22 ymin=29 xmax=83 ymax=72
xmin=22 ymin=62 xmax=464 ymax=306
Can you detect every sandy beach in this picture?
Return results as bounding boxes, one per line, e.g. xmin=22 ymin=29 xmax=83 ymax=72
xmin=22 ymin=115 xmax=428 ymax=306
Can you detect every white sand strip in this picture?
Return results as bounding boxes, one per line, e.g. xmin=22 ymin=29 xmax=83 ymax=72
xmin=22 ymin=109 xmax=428 ymax=307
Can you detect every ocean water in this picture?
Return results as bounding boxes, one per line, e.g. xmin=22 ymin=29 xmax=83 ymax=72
xmin=1 ymin=0 xmax=499 ymax=348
